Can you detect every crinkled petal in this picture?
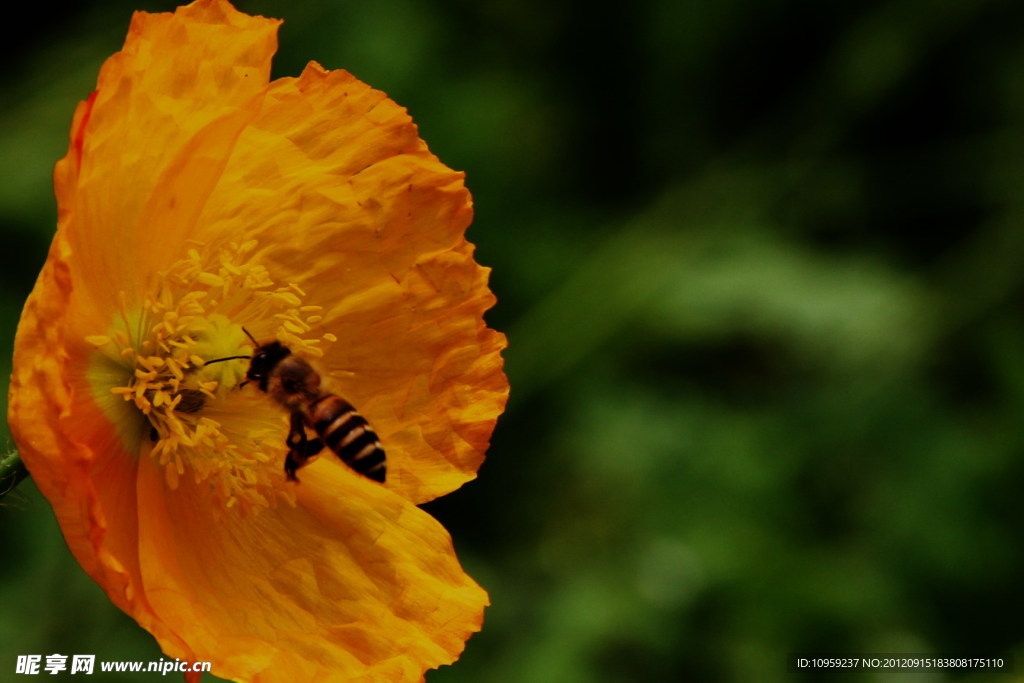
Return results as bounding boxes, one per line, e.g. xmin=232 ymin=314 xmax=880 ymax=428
xmin=136 ymin=455 xmax=487 ymax=682
xmin=12 ymin=1 xmax=284 ymax=652
xmin=197 ymin=63 xmax=509 ymax=504
xmin=8 ymin=236 xmax=190 ymax=657
xmin=58 ymin=0 xmax=278 ymax=309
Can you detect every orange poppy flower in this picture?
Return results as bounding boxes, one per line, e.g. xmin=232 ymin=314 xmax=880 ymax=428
xmin=7 ymin=1 xmax=507 ymax=681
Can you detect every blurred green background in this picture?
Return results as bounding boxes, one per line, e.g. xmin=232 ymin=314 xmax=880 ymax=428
xmin=3 ymin=0 xmax=1024 ymax=681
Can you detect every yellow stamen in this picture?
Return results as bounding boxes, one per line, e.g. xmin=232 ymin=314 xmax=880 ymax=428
xmin=87 ymin=240 xmax=335 ymax=513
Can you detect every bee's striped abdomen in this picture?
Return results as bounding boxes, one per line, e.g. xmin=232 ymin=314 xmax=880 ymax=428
xmin=308 ymin=394 xmax=386 ymax=482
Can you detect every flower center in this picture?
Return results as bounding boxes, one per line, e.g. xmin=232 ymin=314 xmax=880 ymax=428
xmin=86 ymin=240 xmax=333 ymax=511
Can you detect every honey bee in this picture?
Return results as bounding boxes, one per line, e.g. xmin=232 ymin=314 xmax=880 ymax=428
xmin=206 ymin=332 xmax=386 ymax=483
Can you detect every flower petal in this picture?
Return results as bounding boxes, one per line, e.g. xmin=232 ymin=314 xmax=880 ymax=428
xmin=12 ymin=4 xmax=284 ymax=644
xmin=58 ymin=0 xmax=279 ymax=309
xmin=135 ymin=456 xmax=487 ymax=681
xmin=9 ymin=237 xmax=190 ymax=657
xmin=196 ymin=64 xmax=509 ymax=503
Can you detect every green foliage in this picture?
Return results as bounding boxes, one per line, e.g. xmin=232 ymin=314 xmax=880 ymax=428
xmin=3 ymin=0 xmax=1024 ymax=681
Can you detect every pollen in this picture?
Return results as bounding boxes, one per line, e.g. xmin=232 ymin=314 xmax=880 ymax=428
xmin=89 ymin=241 xmax=335 ymax=512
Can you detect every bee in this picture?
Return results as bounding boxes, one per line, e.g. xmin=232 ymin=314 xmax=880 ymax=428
xmin=206 ymin=331 xmax=386 ymax=483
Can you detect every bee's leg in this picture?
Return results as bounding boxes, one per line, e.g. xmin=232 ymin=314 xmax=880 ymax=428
xmin=284 ymin=412 xmax=324 ymax=482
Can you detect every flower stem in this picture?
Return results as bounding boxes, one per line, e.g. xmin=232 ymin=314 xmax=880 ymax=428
xmin=0 ymin=451 xmax=29 ymax=498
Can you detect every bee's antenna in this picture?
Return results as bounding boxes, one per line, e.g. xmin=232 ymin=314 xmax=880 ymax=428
xmin=242 ymin=326 xmax=259 ymax=346
xmin=202 ymin=355 xmax=251 ymax=366
xmin=201 ymin=327 xmax=258 ymax=366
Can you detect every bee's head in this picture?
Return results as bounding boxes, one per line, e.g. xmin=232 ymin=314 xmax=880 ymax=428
xmin=247 ymin=341 xmax=291 ymax=391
